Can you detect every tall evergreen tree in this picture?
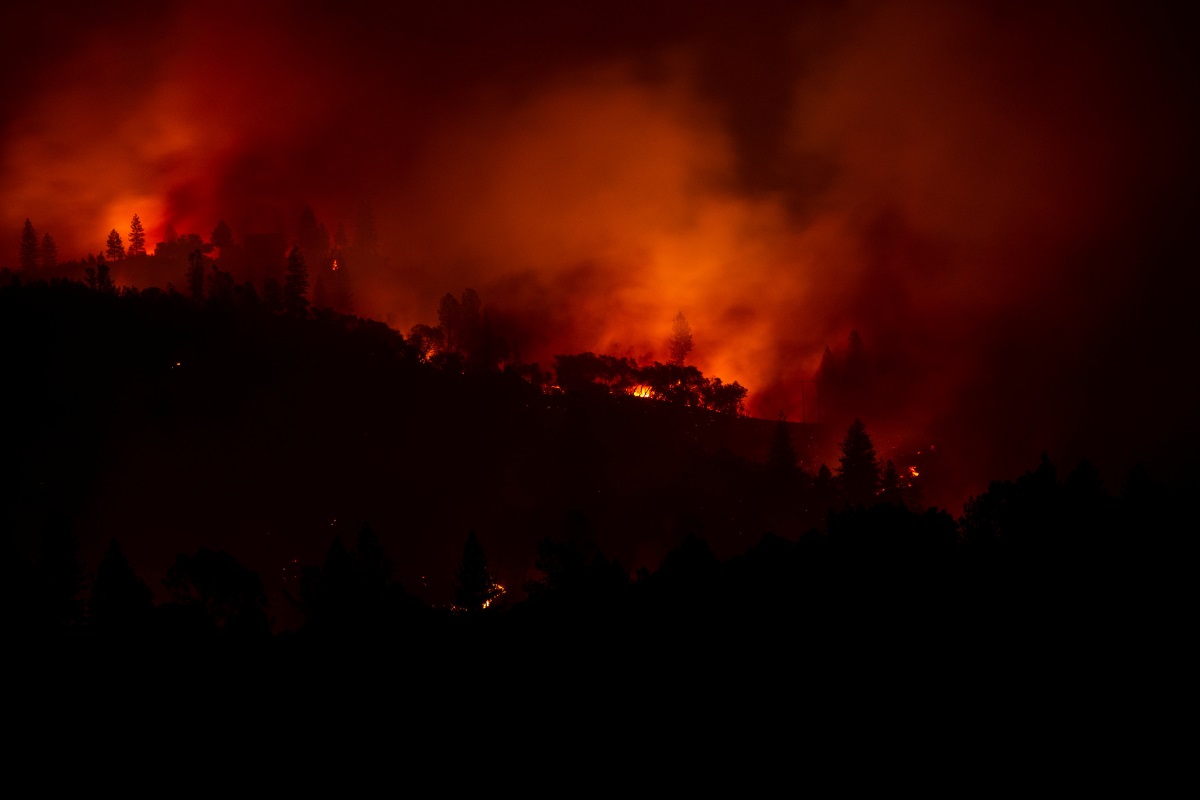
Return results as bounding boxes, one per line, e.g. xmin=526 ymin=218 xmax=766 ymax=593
xmin=454 ymin=530 xmax=502 ymax=612
xmin=40 ymin=233 xmax=56 ymax=271
xmin=105 ymin=229 xmax=125 ymax=260
xmin=668 ymin=311 xmax=693 ymax=366
xmin=284 ymin=245 xmax=310 ymax=318
xmin=19 ymin=219 xmax=39 ymax=272
xmin=88 ymin=538 xmax=154 ymax=634
xmin=837 ymin=418 xmax=880 ymax=506
xmin=128 ymin=214 xmax=147 ymax=256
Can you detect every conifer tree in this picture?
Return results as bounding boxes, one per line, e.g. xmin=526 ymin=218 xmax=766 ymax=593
xmin=837 ymin=417 xmax=880 ymax=506
xmin=19 ymin=219 xmax=39 ymax=272
xmin=88 ymin=538 xmax=154 ymax=633
xmin=454 ymin=530 xmax=502 ymax=612
xmin=128 ymin=214 xmax=147 ymax=256
xmin=105 ymin=229 xmax=125 ymax=260
xmin=668 ymin=311 xmax=693 ymax=366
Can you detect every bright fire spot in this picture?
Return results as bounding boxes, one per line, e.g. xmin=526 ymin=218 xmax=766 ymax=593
xmin=481 ymin=583 xmax=506 ymax=610
xmin=331 ymin=259 xmax=339 ymax=271
xmin=909 ymin=466 xmax=920 ymax=478
xmin=630 ymin=384 xmax=652 ymax=398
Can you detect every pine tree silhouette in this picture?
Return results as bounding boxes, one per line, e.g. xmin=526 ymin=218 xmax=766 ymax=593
xmin=89 ymin=538 xmax=154 ymax=635
xmin=837 ymin=418 xmax=880 ymax=506
xmin=19 ymin=219 xmax=39 ymax=273
xmin=128 ymin=214 xmax=147 ymax=257
xmin=668 ymin=311 xmax=693 ymax=366
xmin=105 ymin=229 xmax=125 ymax=260
xmin=454 ymin=530 xmax=502 ymax=612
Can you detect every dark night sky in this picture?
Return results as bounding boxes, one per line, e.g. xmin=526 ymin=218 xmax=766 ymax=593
xmin=3 ymin=0 xmax=1198 ymax=508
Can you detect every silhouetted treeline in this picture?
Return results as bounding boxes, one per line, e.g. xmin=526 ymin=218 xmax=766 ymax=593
xmin=5 ymin=441 xmax=1185 ymax=663
xmin=1 ymin=276 xmax=1188 ymax=700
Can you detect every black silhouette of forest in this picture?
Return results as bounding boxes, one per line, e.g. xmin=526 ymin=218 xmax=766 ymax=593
xmin=2 ymin=221 xmax=1188 ymax=738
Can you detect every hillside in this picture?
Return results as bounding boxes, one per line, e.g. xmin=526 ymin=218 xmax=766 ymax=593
xmin=1 ymin=277 xmax=845 ymax=630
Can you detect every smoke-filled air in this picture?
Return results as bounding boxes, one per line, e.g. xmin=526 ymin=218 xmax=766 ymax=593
xmin=3 ymin=0 xmax=1197 ymax=509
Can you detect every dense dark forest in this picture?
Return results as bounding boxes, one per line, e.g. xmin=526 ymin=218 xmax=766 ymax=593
xmin=1 ymin=259 xmax=1188 ymax=749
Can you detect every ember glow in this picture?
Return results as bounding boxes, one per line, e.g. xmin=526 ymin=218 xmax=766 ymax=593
xmin=3 ymin=1 xmax=1197 ymax=507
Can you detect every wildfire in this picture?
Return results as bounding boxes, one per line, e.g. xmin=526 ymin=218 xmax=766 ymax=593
xmin=909 ymin=466 xmax=920 ymax=478
xmin=630 ymin=384 xmax=652 ymax=398
xmin=331 ymin=259 xmax=339 ymax=271
xmin=482 ymin=583 xmax=506 ymax=610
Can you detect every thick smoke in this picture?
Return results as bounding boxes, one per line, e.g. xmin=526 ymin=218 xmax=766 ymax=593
xmin=3 ymin=0 xmax=1196 ymax=507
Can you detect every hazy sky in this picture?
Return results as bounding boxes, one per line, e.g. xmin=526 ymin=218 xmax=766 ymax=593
xmin=4 ymin=0 xmax=1197 ymax=502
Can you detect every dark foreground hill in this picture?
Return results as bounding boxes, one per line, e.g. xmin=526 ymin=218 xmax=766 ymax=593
xmin=2 ymin=277 xmax=1189 ymax=772
xmin=1 ymin=277 xmax=846 ymax=630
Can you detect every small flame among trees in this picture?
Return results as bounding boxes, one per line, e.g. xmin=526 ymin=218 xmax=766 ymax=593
xmin=453 ymin=530 xmax=505 ymax=613
xmin=552 ymin=352 xmax=747 ymax=415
